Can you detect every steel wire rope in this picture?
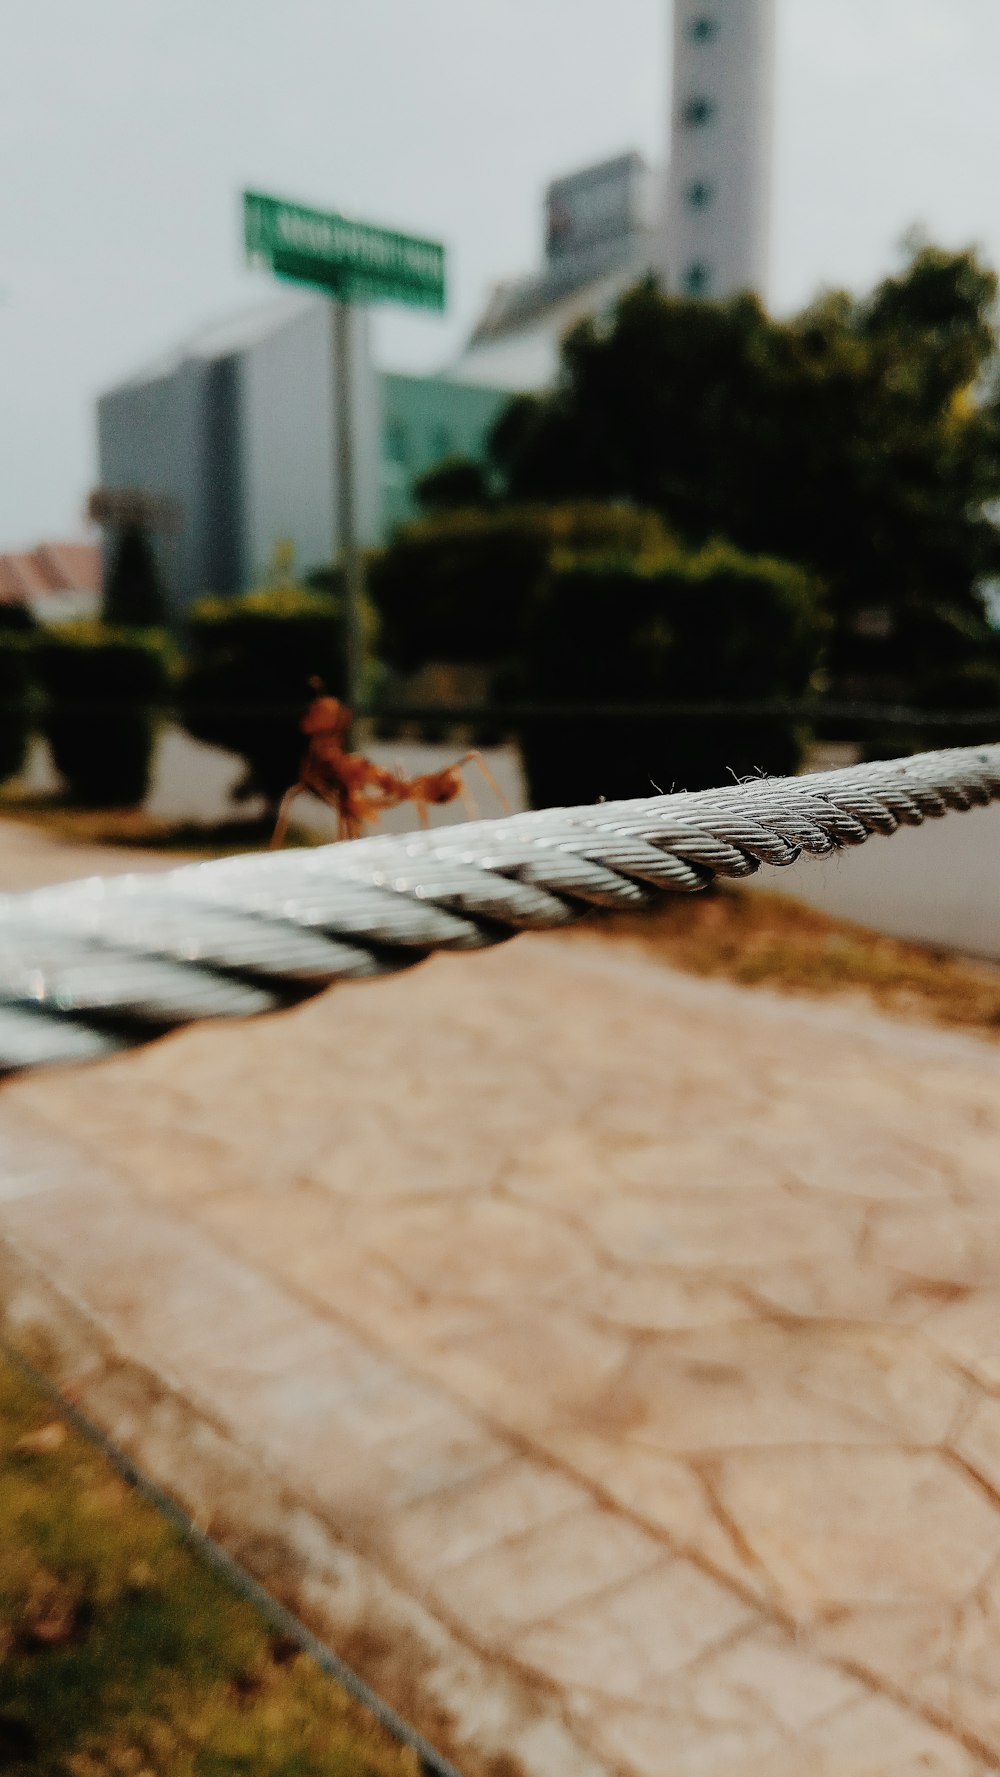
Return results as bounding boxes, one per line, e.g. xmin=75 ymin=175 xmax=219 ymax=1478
xmin=0 ymin=743 xmax=995 ymax=1074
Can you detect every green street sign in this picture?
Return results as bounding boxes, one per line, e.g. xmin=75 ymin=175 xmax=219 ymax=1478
xmin=243 ymin=190 xmax=445 ymax=311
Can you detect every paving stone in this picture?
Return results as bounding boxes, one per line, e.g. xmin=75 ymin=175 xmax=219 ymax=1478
xmin=806 ymin=1693 xmax=987 ymax=1775
xmin=567 ymin=1320 xmax=965 ymax=1454
xmin=4 ymin=919 xmax=1000 ymax=1774
xmin=418 ymin=1299 xmax=631 ymax=1438
xmin=924 ymin=1291 xmax=1000 ymax=1389
xmin=581 ymin=1187 xmax=864 ymax=1272
xmin=814 ymin=1596 xmax=1000 ymax=1756
xmin=205 ymin=1348 xmax=509 ymax=1520
xmin=578 ymin=1699 xmax=798 ymax=1777
xmin=576 ymin=1269 xmax=752 ymax=1334
xmin=390 ymin=1458 xmax=590 ymax=1578
xmin=2 ymin=1185 xmax=333 ymax=1379
xmin=713 ymin=1447 xmax=1000 ymax=1618
xmin=583 ymin=1685 xmax=985 ymax=1777
xmin=688 ymin=1627 xmax=865 ymax=1732
xmin=954 ymin=1393 xmax=1000 ymax=1496
xmin=537 ymin=1429 xmax=772 ymax=1598
xmin=871 ymin=1205 xmax=1000 ymax=1289
xmin=743 ymin=1256 xmax=913 ymax=1323
xmin=436 ymin=1507 xmax=661 ymax=1638
xmin=515 ymin=1557 xmax=755 ymax=1698
xmin=786 ymin=1133 xmax=958 ymax=1200
xmin=356 ymin=1195 xmax=597 ymax=1303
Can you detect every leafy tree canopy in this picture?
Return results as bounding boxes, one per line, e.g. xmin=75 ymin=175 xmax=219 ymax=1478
xmin=489 ymin=244 xmax=1000 ymax=699
xmin=413 ymin=454 xmax=493 ymax=513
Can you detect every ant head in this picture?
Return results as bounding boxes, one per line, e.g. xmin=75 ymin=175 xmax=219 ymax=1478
xmin=302 ymin=692 xmax=351 ymax=737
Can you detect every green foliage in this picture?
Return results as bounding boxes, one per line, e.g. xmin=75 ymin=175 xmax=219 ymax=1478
xmin=34 ymin=623 xmax=170 ymax=807
xmin=413 ymin=454 xmax=492 ymax=513
xmin=370 ymin=500 xmax=820 ymax=801
xmin=0 ymin=602 xmax=37 ymax=636
xmin=0 ymin=1355 xmax=418 ymax=1774
xmin=370 ymin=501 xmax=671 ymax=674
xmin=180 ymin=583 xmax=348 ymax=807
xmin=0 ymin=633 xmax=36 ymax=784
xmin=103 ymin=524 xmax=168 ymax=628
xmin=514 ymin=542 xmax=824 ymax=807
xmin=488 ymin=246 xmax=1000 ymax=718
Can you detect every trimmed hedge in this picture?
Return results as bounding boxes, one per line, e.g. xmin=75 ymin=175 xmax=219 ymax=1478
xmin=179 ymin=584 xmax=349 ymax=808
xmin=515 ymin=542 xmax=825 ymax=807
xmin=370 ymin=503 xmax=826 ymax=803
xmin=0 ymin=632 xmax=36 ymax=785
xmin=370 ymin=502 xmax=671 ymax=674
xmin=35 ymin=623 xmax=171 ymax=806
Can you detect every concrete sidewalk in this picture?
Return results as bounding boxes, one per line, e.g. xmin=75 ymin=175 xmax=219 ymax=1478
xmin=1 ymin=907 xmax=1000 ymax=1772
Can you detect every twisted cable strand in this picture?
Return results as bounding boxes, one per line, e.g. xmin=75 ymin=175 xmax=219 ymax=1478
xmin=0 ymin=743 xmax=995 ymax=1075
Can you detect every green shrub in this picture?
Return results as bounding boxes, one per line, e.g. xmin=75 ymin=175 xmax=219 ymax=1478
xmin=413 ymin=454 xmax=492 ymax=513
xmin=369 ymin=501 xmax=671 ymax=674
xmin=516 ymin=541 xmax=825 ymax=807
xmin=180 ymin=583 xmax=349 ymax=808
xmin=0 ymin=631 xmax=36 ymax=784
xmin=35 ymin=623 xmax=170 ymax=807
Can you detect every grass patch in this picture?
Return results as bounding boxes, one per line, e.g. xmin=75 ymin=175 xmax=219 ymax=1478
xmin=577 ymin=885 xmax=1000 ymax=1037
xmin=0 ymin=1354 xmax=418 ymax=1776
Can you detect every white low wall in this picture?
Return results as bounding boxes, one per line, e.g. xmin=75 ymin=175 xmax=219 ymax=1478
xmin=748 ymin=802 xmax=1000 ymax=962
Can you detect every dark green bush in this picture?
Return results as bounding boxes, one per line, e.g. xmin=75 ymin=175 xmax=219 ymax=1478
xmin=369 ymin=502 xmax=671 ymax=675
xmin=0 ymin=631 xmax=36 ymax=784
xmin=35 ymin=623 xmax=170 ymax=806
xmin=180 ymin=584 xmax=349 ymax=808
xmin=515 ymin=541 xmax=825 ymax=807
xmin=413 ymin=455 xmax=492 ymax=513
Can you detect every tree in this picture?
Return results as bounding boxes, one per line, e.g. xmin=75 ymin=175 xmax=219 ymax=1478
xmin=489 ymin=247 xmax=1000 ymax=716
xmin=413 ymin=455 xmax=492 ymax=513
xmin=103 ymin=524 xmax=167 ymax=628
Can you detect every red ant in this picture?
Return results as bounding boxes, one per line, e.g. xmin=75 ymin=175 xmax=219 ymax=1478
xmin=270 ymin=685 xmax=510 ymax=847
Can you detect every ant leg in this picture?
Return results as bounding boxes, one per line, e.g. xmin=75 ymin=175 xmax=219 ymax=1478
xmin=270 ymin=784 xmax=305 ymax=850
xmin=301 ymin=779 xmax=354 ymax=842
xmin=415 ymin=800 xmax=430 ymax=829
xmin=456 ymin=751 xmax=511 ymax=813
xmin=456 ymin=771 xmax=479 ymax=819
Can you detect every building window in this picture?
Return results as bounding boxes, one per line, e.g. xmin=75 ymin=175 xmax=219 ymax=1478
xmin=681 ymin=261 xmax=711 ymax=296
xmin=687 ymin=16 xmax=719 ymax=42
xmin=685 ymin=180 xmax=715 ymax=210
xmin=680 ymin=95 xmax=716 ymax=128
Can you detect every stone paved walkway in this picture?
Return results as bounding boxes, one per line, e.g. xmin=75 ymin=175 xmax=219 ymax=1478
xmin=1 ymin=869 xmax=1000 ymax=1772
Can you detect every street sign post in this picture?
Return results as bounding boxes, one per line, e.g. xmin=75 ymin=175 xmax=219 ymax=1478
xmin=244 ymin=190 xmax=446 ymax=311
xmin=243 ymin=191 xmax=446 ymax=718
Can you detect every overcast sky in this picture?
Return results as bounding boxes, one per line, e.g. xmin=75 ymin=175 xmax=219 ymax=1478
xmin=3 ymin=0 xmax=1000 ymax=551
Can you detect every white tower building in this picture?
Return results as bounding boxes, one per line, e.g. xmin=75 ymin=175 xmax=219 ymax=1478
xmin=664 ymin=0 xmax=776 ymax=300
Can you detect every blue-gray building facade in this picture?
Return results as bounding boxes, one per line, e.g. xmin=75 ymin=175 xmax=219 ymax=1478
xmin=97 ymin=296 xmax=508 ymax=621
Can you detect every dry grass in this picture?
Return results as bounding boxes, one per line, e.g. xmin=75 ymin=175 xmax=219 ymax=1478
xmin=0 ymin=1354 xmax=418 ymax=1776
xmin=577 ymin=885 xmax=1000 ymax=1038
